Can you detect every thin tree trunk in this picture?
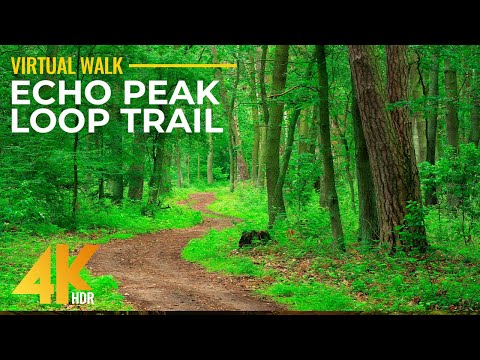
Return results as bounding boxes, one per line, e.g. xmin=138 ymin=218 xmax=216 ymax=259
xmin=409 ymin=51 xmax=426 ymax=163
xmin=186 ymin=153 xmax=191 ymax=186
xmin=110 ymin=81 xmax=124 ymax=205
xmin=95 ymin=127 xmax=105 ymax=200
xmin=351 ymin=75 xmax=379 ymax=242
xmin=148 ymin=133 xmax=166 ymax=205
xmin=349 ymin=45 xmax=427 ymax=253
xmin=316 ymin=45 xmax=345 ymax=251
xmin=248 ymin=51 xmax=260 ymax=184
xmin=445 ymin=57 xmax=460 ymax=208
xmin=175 ymin=138 xmax=182 ymax=187
xmin=257 ymin=45 xmax=270 ymax=188
xmin=127 ymin=132 xmax=146 ymax=200
xmin=211 ymin=46 xmax=249 ymax=181
xmin=469 ymin=69 xmax=480 ymax=147
xmin=197 ymin=153 xmax=201 ymax=181
xmin=160 ymin=148 xmax=172 ymax=194
xmin=331 ymin=108 xmax=355 ymax=211
xmin=425 ymin=51 xmax=439 ymax=205
xmin=207 ymin=133 xmax=214 ymax=184
xmin=298 ymin=110 xmax=310 ymax=155
xmin=445 ymin=58 xmax=459 ymax=151
xmin=266 ymin=45 xmax=289 ymax=227
xmin=72 ymin=46 xmax=81 ymax=219
xmin=275 ymin=107 xmax=301 ymax=205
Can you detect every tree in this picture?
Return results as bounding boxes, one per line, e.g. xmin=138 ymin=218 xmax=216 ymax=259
xmin=469 ymin=69 xmax=480 ymax=147
xmin=445 ymin=57 xmax=459 ymax=151
xmin=349 ymin=45 xmax=427 ymax=253
xmin=127 ymin=132 xmax=146 ymax=200
xmin=207 ymin=133 xmax=214 ymax=184
xmin=211 ymin=46 xmax=249 ymax=183
xmin=266 ymin=45 xmax=289 ymax=227
xmin=316 ymin=45 xmax=345 ymax=251
xmin=257 ymin=45 xmax=270 ymax=188
xmin=248 ymin=50 xmax=261 ymax=184
xmin=425 ymin=51 xmax=440 ymax=205
xmin=409 ymin=51 xmax=426 ymax=163
xmin=351 ymin=76 xmax=378 ymax=242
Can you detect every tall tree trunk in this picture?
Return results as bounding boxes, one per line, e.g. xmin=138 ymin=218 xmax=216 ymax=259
xmin=266 ymin=45 xmax=289 ymax=227
xmin=148 ymin=133 xmax=166 ymax=205
xmin=275 ymin=107 xmax=301 ymax=207
xmin=197 ymin=153 xmax=201 ymax=181
xmin=257 ymin=45 xmax=270 ymax=188
xmin=444 ymin=57 xmax=460 ymax=208
xmin=298 ymin=110 xmax=310 ymax=155
xmin=186 ymin=153 xmax=191 ymax=186
xmin=349 ymin=45 xmax=427 ymax=253
xmin=175 ymin=138 xmax=183 ymax=187
xmin=469 ymin=69 xmax=480 ymax=147
xmin=351 ymin=76 xmax=379 ymax=242
xmin=211 ymin=46 xmax=249 ymax=181
xmin=425 ymin=51 xmax=440 ymax=205
xmin=248 ymin=51 xmax=260 ymax=184
xmin=207 ymin=133 xmax=214 ymax=184
xmin=316 ymin=45 xmax=345 ymax=251
xmin=445 ymin=58 xmax=459 ymax=151
xmin=127 ymin=132 xmax=146 ymax=200
xmin=160 ymin=148 xmax=172 ymax=194
xmin=72 ymin=46 xmax=81 ymax=219
xmin=409 ymin=51 xmax=427 ymax=163
xmin=331 ymin=107 xmax=355 ymax=211
xmin=110 ymin=80 xmax=124 ymax=205
xmin=110 ymin=126 xmax=124 ymax=204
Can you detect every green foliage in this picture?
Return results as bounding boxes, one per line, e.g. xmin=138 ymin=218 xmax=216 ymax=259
xmin=420 ymin=144 xmax=480 ymax=242
xmin=0 ymin=197 xmax=202 ymax=310
xmin=183 ymin=184 xmax=480 ymax=312
xmin=259 ymin=281 xmax=361 ymax=311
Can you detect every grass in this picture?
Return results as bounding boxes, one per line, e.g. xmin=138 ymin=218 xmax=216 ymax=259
xmin=182 ymin=182 xmax=480 ymax=312
xmin=0 ymin=193 xmax=203 ymax=311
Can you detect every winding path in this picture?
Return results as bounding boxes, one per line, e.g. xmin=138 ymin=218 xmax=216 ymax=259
xmin=88 ymin=192 xmax=282 ymax=311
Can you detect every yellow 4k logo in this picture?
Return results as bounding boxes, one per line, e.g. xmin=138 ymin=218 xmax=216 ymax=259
xmin=12 ymin=244 xmax=99 ymax=304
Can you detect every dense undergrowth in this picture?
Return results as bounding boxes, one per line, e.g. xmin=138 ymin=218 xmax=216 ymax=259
xmin=182 ymin=182 xmax=480 ymax=312
xmin=0 ymin=190 xmax=202 ymax=311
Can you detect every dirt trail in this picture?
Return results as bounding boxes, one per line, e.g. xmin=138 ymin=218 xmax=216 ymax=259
xmin=88 ymin=193 xmax=282 ymax=311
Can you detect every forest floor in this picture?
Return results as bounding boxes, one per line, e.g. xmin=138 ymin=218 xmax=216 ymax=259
xmin=87 ymin=192 xmax=283 ymax=311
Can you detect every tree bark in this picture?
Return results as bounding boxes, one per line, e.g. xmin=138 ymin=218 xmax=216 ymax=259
xmin=298 ymin=110 xmax=310 ymax=155
xmin=127 ymin=132 xmax=146 ymax=200
xmin=257 ymin=45 xmax=269 ymax=188
xmin=148 ymin=133 xmax=166 ymax=205
xmin=175 ymin=138 xmax=183 ymax=187
xmin=266 ymin=45 xmax=289 ymax=227
xmin=349 ymin=45 xmax=427 ymax=253
xmin=316 ymin=45 xmax=345 ymax=251
xmin=351 ymin=75 xmax=379 ymax=242
xmin=186 ymin=154 xmax=191 ymax=186
xmin=409 ymin=51 xmax=426 ymax=163
xmin=197 ymin=153 xmax=201 ymax=181
xmin=72 ymin=47 xmax=80 ymax=218
xmin=469 ymin=69 xmax=480 ymax=147
xmin=207 ymin=133 xmax=214 ymax=184
xmin=211 ymin=46 xmax=249 ymax=181
xmin=425 ymin=51 xmax=439 ymax=205
xmin=445 ymin=58 xmax=459 ymax=151
xmin=331 ymin=104 xmax=355 ymax=211
xmin=248 ymin=50 xmax=260 ymax=184
xmin=275 ymin=107 xmax=301 ymax=208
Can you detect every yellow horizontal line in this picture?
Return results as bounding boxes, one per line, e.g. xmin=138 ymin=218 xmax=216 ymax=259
xmin=129 ymin=63 xmax=237 ymax=68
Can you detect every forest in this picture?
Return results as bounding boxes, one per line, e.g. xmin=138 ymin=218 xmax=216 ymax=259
xmin=1 ymin=45 xmax=479 ymax=312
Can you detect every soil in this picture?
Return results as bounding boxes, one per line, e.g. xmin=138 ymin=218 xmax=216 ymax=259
xmin=87 ymin=192 xmax=283 ymax=311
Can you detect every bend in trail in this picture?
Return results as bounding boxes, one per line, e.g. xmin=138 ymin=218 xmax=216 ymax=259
xmin=88 ymin=192 xmax=283 ymax=311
